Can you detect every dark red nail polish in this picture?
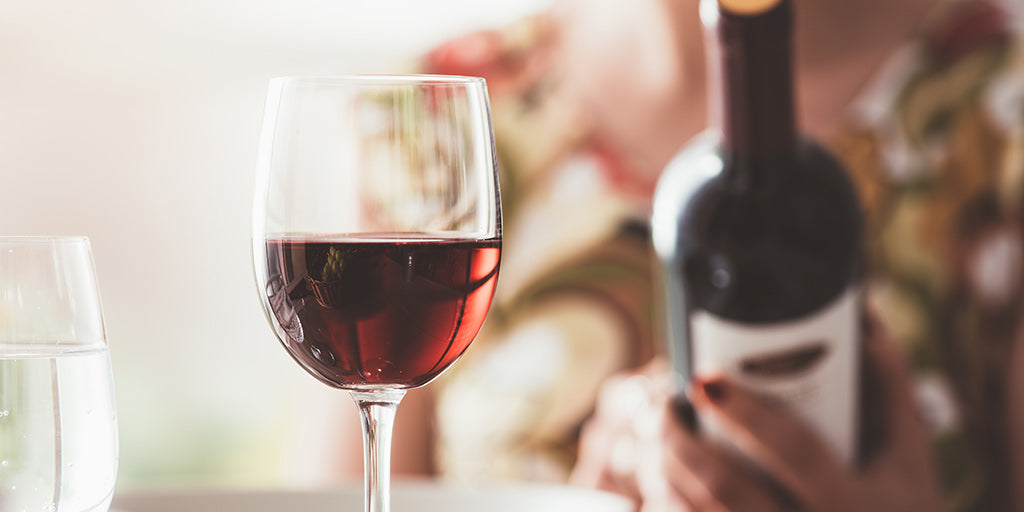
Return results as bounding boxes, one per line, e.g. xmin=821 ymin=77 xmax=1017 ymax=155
xmin=700 ymin=378 xmax=727 ymax=404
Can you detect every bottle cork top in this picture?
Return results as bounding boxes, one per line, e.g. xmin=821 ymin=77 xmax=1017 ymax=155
xmin=718 ymin=0 xmax=782 ymax=15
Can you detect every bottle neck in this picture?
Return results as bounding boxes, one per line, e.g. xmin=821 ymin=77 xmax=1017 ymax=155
xmin=703 ymin=0 xmax=797 ymax=162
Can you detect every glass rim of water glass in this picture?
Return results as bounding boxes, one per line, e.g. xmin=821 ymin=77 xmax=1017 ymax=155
xmin=0 ymin=235 xmax=91 ymax=245
xmin=268 ymin=73 xmax=487 ymax=86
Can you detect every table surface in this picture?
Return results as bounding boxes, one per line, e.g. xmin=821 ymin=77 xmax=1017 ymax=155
xmin=111 ymin=481 xmax=633 ymax=512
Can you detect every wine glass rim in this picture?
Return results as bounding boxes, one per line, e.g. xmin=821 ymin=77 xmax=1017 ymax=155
xmin=269 ymin=74 xmax=487 ymax=86
xmin=0 ymin=235 xmax=90 ymax=245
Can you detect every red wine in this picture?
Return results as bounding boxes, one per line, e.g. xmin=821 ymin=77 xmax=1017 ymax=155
xmin=262 ymin=236 xmax=500 ymax=389
xmin=652 ymin=0 xmax=863 ymax=464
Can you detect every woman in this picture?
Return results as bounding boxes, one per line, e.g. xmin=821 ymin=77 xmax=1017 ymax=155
xmin=550 ymin=0 xmax=1024 ymax=510
xmin=332 ymin=0 xmax=1024 ymax=510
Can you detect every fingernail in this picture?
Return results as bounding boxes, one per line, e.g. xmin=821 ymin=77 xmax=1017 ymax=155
xmin=695 ymin=377 xmax=727 ymax=404
xmin=670 ymin=394 xmax=698 ymax=432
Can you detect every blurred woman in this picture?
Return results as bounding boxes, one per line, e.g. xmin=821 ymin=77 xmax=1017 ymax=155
xmin=350 ymin=0 xmax=1024 ymax=510
xmin=545 ymin=0 xmax=1024 ymax=510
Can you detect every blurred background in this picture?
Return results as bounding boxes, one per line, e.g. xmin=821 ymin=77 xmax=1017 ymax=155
xmin=8 ymin=0 xmax=1024 ymax=503
xmin=0 ymin=0 xmax=553 ymax=488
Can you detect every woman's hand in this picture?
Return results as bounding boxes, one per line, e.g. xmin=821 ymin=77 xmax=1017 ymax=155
xmin=570 ymin=358 xmax=674 ymax=506
xmin=572 ymin=326 xmax=945 ymax=511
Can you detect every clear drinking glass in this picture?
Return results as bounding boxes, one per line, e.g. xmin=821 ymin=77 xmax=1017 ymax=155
xmin=252 ymin=75 xmax=501 ymax=512
xmin=0 ymin=236 xmax=118 ymax=512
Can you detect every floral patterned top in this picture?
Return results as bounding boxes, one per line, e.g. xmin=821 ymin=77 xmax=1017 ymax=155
xmin=421 ymin=14 xmax=661 ymax=483
xmin=422 ymin=2 xmax=1024 ymax=510
xmin=833 ymin=2 xmax=1023 ymax=510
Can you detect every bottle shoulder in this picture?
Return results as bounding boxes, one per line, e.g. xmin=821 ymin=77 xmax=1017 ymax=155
xmin=651 ymin=132 xmax=724 ymax=258
xmin=654 ymin=135 xmax=862 ymax=238
xmin=652 ymin=133 xmax=864 ymax=323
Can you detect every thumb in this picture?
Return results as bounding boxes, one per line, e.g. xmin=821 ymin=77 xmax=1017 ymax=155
xmin=859 ymin=322 xmax=931 ymax=464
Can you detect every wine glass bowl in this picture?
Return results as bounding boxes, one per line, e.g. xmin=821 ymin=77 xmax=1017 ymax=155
xmin=252 ymin=75 xmax=501 ymax=512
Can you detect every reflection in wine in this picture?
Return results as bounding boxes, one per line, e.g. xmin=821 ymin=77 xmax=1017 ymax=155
xmin=264 ymin=237 xmax=501 ymax=389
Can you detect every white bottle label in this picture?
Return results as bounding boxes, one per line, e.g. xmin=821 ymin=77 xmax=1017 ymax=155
xmin=691 ymin=287 xmax=860 ymax=465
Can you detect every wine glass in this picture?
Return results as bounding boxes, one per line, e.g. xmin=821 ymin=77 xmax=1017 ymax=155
xmin=0 ymin=236 xmax=118 ymax=512
xmin=252 ymin=75 xmax=501 ymax=512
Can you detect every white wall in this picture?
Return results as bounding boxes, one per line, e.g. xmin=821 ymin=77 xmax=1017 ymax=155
xmin=0 ymin=0 xmax=551 ymax=487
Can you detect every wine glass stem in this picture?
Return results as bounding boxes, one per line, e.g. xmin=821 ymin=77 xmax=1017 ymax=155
xmin=351 ymin=389 xmax=406 ymax=512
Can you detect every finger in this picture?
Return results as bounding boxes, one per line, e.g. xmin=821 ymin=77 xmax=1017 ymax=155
xmin=637 ymin=447 xmax=694 ymax=512
xmin=655 ymin=397 xmax=785 ymax=512
xmin=571 ymin=404 xmax=645 ymax=502
xmin=691 ymin=378 xmax=858 ymax=512
xmin=861 ymin=323 xmax=928 ymax=449
xmin=571 ymin=368 xmax=669 ymax=499
xmin=569 ymin=419 xmax=622 ymax=487
xmin=856 ymin=321 xmax=945 ymax=509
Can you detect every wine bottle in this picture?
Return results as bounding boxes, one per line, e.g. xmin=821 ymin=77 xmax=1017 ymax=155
xmin=651 ymin=0 xmax=863 ymax=464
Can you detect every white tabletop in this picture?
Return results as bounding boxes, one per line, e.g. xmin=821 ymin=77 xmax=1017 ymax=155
xmin=111 ymin=481 xmax=633 ymax=512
